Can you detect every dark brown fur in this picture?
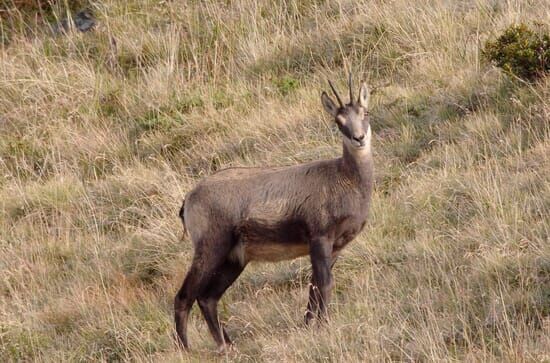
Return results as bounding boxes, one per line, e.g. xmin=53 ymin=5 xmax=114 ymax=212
xmin=174 ymin=77 xmax=374 ymax=350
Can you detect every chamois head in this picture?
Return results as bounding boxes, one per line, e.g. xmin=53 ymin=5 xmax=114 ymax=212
xmin=321 ymin=73 xmax=370 ymax=150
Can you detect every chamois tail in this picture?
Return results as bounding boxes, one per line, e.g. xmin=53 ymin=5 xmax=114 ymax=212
xmin=178 ymin=199 xmax=187 ymax=236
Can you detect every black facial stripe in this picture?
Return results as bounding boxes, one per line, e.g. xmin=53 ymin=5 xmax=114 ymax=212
xmin=336 ymin=122 xmax=353 ymax=140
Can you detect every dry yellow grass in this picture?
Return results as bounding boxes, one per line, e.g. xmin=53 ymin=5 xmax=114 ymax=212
xmin=0 ymin=0 xmax=549 ymax=361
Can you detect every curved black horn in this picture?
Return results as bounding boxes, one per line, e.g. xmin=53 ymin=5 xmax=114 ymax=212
xmin=327 ymin=80 xmax=343 ymax=108
xmin=348 ymin=72 xmax=353 ymax=105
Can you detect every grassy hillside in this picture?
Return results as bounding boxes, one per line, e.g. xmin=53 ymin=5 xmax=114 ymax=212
xmin=1 ymin=0 xmax=549 ymax=361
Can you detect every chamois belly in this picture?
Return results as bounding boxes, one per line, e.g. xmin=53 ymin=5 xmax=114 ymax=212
xmin=227 ymin=241 xmax=309 ymax=264
xmin=232 ymin=217 xmax=310 ymax=264
xmin=229 ymin=215 xmax=366 ymax=265
xmin=245 ymin=241 xmax=309 ymax=262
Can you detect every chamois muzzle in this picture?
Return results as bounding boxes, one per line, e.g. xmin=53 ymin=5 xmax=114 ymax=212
xmin=352 ymin=134 xmax=366 ymax=148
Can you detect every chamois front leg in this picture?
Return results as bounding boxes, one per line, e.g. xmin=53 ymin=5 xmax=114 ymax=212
xmin=305 ymin=252 xmax=339 ymax=325
xmin=305 ymin=237 xmax=334 ymax=325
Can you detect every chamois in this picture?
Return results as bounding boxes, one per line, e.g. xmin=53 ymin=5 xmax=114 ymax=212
xmin=175 ymin=74 xmax=374 ymax=351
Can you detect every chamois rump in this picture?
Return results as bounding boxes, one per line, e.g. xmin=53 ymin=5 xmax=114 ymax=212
xmin=175 ymin=74 xmax=374 ymax=351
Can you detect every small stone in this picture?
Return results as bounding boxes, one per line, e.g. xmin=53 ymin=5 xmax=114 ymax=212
xmin=53 ymin=9 xmax=96 ymax=34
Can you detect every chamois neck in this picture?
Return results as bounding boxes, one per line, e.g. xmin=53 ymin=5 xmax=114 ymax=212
xmin=340 ymin=134 xmax=373 ymax=186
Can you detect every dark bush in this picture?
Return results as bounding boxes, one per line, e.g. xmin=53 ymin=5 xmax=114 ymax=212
xmin=1 ymin=0 xmax=83 ymax=17
xmin=483 ymin=23 xmax=549 ymax=81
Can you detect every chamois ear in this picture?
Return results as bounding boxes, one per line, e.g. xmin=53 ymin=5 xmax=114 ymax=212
xmin=358 ymin=82 xmax=369 ymax=108
xmin=321 ymin=91 xmax=338 ymax=117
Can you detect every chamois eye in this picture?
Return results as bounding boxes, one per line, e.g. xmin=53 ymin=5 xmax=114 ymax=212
xmin=363 ymin=111 xmax=370 ymax=121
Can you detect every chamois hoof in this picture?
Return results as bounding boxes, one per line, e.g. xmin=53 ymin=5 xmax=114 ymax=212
xmin=217 ymin=342 xmax=236 ymax=355
xmin=304 ymin=311 xmax=315 ymax=326
xmin=173 ymin=333 xmax=189 ymax=351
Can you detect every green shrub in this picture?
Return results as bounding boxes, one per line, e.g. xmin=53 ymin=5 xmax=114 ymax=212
xmin=483 ymin=23 xmax=550 ymax=80
xmin=213 ymin=90 xmax=234 ymax=110
xmin=274 ymin=76 xmax=299 ymax=96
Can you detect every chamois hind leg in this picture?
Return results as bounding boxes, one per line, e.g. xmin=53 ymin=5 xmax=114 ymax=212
xmin=197 ymin=258 xmax=245 ymax=351
xmin=174 ymin=242 xmax=230 ymax=349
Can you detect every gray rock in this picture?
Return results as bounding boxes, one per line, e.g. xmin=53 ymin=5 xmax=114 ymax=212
xmin=53 ymin=10 xmax=96 ymax=34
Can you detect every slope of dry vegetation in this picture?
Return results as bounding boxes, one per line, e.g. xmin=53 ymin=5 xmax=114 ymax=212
xmin=1 ymin=0 xmax=549 ymax=361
